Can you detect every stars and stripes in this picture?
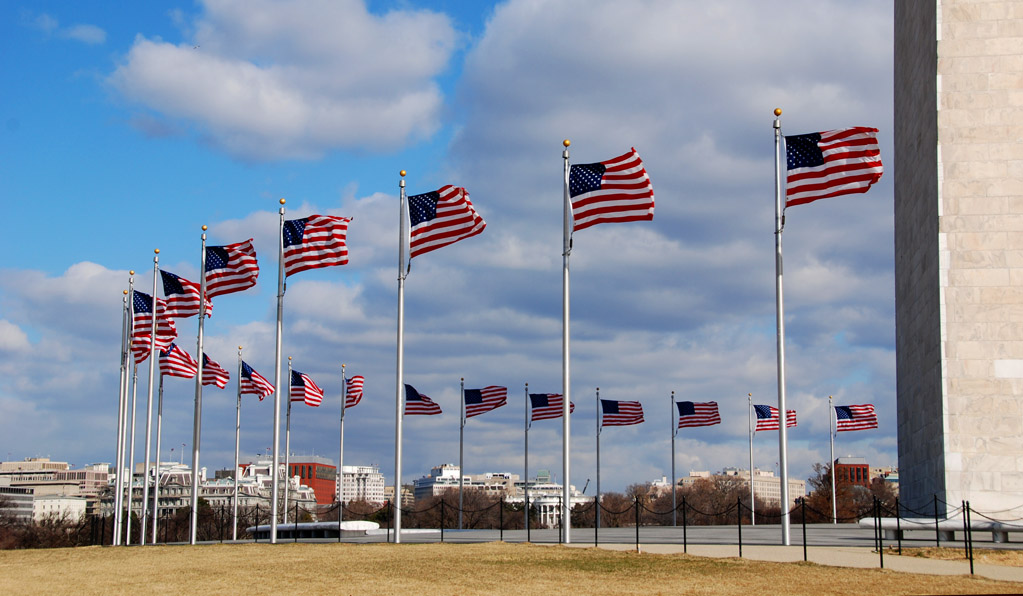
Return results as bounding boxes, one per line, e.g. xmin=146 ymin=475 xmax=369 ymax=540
xmin=131 ymin=290 xmax=178 ymax=364
xmin=159 ymin=270 xmax=212 ymax=318
xmin=201 ymin=353 xmax=230 ymax=389
xmin=290 ymin=370 xmax=324 ymax=407
xmin=835 ymin=404 xmax=878 ymax=432
xmin=529 ymin=393 xmax=574 ymax=422
xmin=754 ymin=405 xmax=797 ymax=431
xmin=600 ymin=399 xmax=645 ymax=427
xmin=408 ymin=186 xmax=486 ymax=259
xmin=283 ymin=215 xmax=352 ymax=277
xmin=464 ymin=386 xmax=507 ymax=418
xmin=785 ymin=127 xmax=883 ymax=208
xmin=240 ymin=361 xmax=274 ymax=400
xmin=204 ymin=239 xmax=259 ymax=298
xmin=404 ymin=384 xmax=442 ymax=416
xmin=345 ymin=375 xmax=365 ymax=409
xmin=676 ymin=401 xmax=721 ymax=428
xmin=159 ymin=343 xmax=198 ymax=378
xmin=569 ymin=147 xmax=654 ymax=232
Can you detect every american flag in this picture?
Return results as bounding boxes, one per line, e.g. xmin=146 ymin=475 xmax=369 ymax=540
xmin=408 ymin=186 xmax=486 ymax=259
xmin=131 ymin=291 xmax=178 ymax=364
xmin=754 ymin=405 xmax=797 ymax=431
xmin=345 ymin=375 xmax=365 ymax=409
xmin=569 ymin=147 xmax=654 ymax=232
xmin=240 ymin=361 xmax=274 ymax=400
xmin=291 ymin=370 xmax=324 ymax=407
xmin=404 ymin=384 xmax=442 ymax=416
xmin=204 ymin=239 xmax=259 ymax=298
xmin=600 ymin=399 xmax=645 ymax=427
xmin=529 ymin=393 xmax=574 ymax=422
xmin=835 ymin=404 xmax=878 ymax=432
xmin=201 ymin=353 xmax=230 ymax=389
xmin=464 ymin=386 xmax=507 ymax=418
xmin=785 ymin=127 xmax=883 ymax=207
xmin=159 ymin=343 xmax=198 ymax=378
xmin=159 ymin=270 xmax=212 ymax=318
xmin=283 ymin=215 xmax=352 ymax=277
xmin=676 ymin=401 xmax=721 ymax=429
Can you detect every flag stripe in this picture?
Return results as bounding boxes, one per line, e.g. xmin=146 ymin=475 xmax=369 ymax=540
xmin=283 ymin=215 xmax=352 ymax=277
xmin=404 ymin=384 xmax=442 ymax=415
xmin=159 ymin=343 xmax=198 ymax=378
xmin=754 ymin=405 xmax=797 ymax=431
xmin=676 ymin=401 xmax=721 ymax=428
xmin=202 ymin=354 xmax=230 ymax=389
xmin=785 ymin=127 xmax=883 ymax=207
xmin=345 ymin=375 xmax=365 ymax=409
xmin=600 ymin=399 xmax=645 ymax=427
xmin=529 ymin=393 xmax=574 ymax=421
xmin=159 ymin=270 xmax=212 ymax=318
xmin=465 ymin=385 xmax=508 ymax=418
xmin=835 ymin=404 xmax=878 ymax=432
xmin=205 ymin=239 xmax=259 ymax=298
xmin=240 ymin=361 xmax=274 ymax=400
xmin=291 ymin=370 xmax=324 ymax=407
xmin=408 ymin=186 xmax=486 ymax=259
xmin=570 ymin=147 xmax=654 ymax=232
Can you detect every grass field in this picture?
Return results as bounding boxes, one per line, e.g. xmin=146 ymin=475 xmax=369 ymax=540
xmin=1 ymin=542 xmax=1022 ymax=595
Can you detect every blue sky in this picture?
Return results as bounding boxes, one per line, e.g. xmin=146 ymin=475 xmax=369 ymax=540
xmin=0 ymin=0 xmax=895 ymax=494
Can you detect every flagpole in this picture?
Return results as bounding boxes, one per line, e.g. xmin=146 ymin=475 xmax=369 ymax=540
xmin=524 ymin=383 xmax=529 ymax=537
xmin=670 ymin=391 xmax=676 ymax=527
xmin=748 ymin=393 xmax=755 ymax=526
xmin=114 ymin=284 xmax=131 ymax=545
xmin=283 ymin=357 xmax=292 ymax=526
xmin=595 ymin=388 xmax=600 ymax=531
xmin=150 ymin=372 xmax=164 ymax=543
xmin=394 ymin=171 xmax=407 ymax=544
xmin=773 ymin=108 xmax=791 ymax=545
xmin=459 ymin=377 xmax=465 ymax=530
xmin=338 ymin=363 xmax=346 ymax=519
xmin=561 ymin=139 xmax=572 ymax=544
xmin=189 ymin=228 xmax=208 ymax=545
xmin=232 ymin=346 xmax=243 ymax=541
xmin=271 ymin=199 xmax=286 ymax=544
xmin=126 ymin=362 xmax=138 ymax=544
xmin=140 ymin=250 xmax=159 ymax=543
xmin=830 ymin=395 xmax=837 ymax=524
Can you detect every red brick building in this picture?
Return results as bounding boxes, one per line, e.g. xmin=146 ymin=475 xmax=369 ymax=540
xmin=834 ymin=456 xmax=870 ymax=488
xmin=287 ymin=456 xmax=337 ymax=505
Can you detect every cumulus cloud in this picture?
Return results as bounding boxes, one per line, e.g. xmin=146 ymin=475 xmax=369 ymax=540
xmin=28 ymin=12 xmax=106 ymax=44
xmin=108 ymin=0 xmax=458 ymax=160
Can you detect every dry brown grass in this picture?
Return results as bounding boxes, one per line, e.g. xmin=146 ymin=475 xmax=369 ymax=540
xmin=898 ymin=546 xmax=1023 ymax=567
xmin=0 ymin=542 xmax=1020 ymax=596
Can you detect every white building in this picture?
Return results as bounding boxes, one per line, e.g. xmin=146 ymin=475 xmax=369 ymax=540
xmin=340 ymin=465 xmax=386 ymax=505
xmin=33 ymin=494 xmax=87 ymax=522
xmin=680 ymin=468 xmax=806 ymax=508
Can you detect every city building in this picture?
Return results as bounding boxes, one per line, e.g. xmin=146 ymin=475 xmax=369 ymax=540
xmin=33 ymin=494 xmax=87 ymax=522
xmin=834 ymin=457 xmax=870 ymax=489
xmin=680 ymin=468 xmax=806 ymax=508
xmin=895 ymin=2 xmax=1023 ymax=518
xmin=0 ymin=486 xmax=34 ymax=523
xmin=283 ymin=455 xmax=337 ymax=506
xmin=340 ymin=465 xmax=386 ymax=505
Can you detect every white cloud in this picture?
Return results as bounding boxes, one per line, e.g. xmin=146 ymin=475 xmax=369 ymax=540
xmin=28 ymin=12 xmax=106 ymax=44
xmin=0 ymin=320 xmax=30 ymax=352
xmin=108 ymin=0 xmax=458 ymax=160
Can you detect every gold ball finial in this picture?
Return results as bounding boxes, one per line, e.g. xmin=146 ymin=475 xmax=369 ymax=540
xmin=202 ymin=225 xmax=208 ymax=231
xmin=238 ymin=345 xmax=243 ymax=350
xmin=279 ymin=198 xmax=286 ymax=205
xmin=154 ymin=248 xmax=160 ymax=254
xmin=288 ymin=356 xmax=292 ymax=361
xmin=563 ymin=139 xmax=571 ymax=147
xmin=400 ymin=170 xmax=406 ymax=177
xmin=748 ymin=393 xmax=752 ymax=397
xmin=774 ymin=108 xmax=782 ymax=117
xmin=123 ymin=289 xmax=128 ymax=295
xmin=129 ymin=270 xmax=135 ymax=275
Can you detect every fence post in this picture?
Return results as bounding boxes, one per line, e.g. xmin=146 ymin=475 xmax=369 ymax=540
xmin=934 ymin=494 xmax=941 ymax=548
xmin=736 ymin=496 xmax=742 ymax=558
xmin=499 ymin=496 xmax=504 ymax=542
xmin=895 ymin=497 xmax=902 ymax=554
xmin=876 ymin=498 xmax=884 ymax=569
xmin=441 ymin=500 xmax=446 ymax=543
xmin=634 ymin=496 xmax=640 ymax=552
xmin=594 ymin=500 xmax=599 ymax=547
xmin=294 ymin=502 xmax=299 ymax=543
xmin=254 ymin=503 xmax=259 ymax=543
xmin=801 ymin=499 xmax=807 ymax=562
xmin=682 ymin=495 xmax=687 ymax=554
xmin=965 ymin=501 xmax=974 ymax=575
xmin=387 ymin=500 xmax=392 ymax=543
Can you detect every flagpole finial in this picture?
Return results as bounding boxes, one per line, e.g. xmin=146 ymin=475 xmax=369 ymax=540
xmin=129 ymin=270 xmax=135 ymax=276
xmin=202 ymin=225 xmax=208 ymax=232
xmin=279 ymin=198 xmax=286 ymax=205
xmin=154 ymin=249 xmax=160 ymax=255
xmin=123 ymin=289 xmax=128 ymax=295
xmin=774 ymin=108 xmax=782 ymax=117
xmin=748 ymin=393 xmax=752 ymax=397
xmin=400 ymin=170 xmax=406 ymax=177
xmin=563 ymin=139 xmax=570 ymax=147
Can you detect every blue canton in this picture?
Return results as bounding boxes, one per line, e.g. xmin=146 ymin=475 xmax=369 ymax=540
xmin=569 ymin=163 xmax=606 ymax=198
xmin=464 ymin=389 xmax=483 ymax=404
xmin=785 ymin=133 xmax=824 ymax=170
xmin=408 ymin=192 xmax=439 ymax=226
xmin=754 ymin=404 xmax=773 ymax=419
xmin=206 ymin=246 xmax=230 ymax=272
xmin=677 ymin=401 xmax=695 ymax=416
xmin=283 ymin=218 xmax=308 ymax=248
